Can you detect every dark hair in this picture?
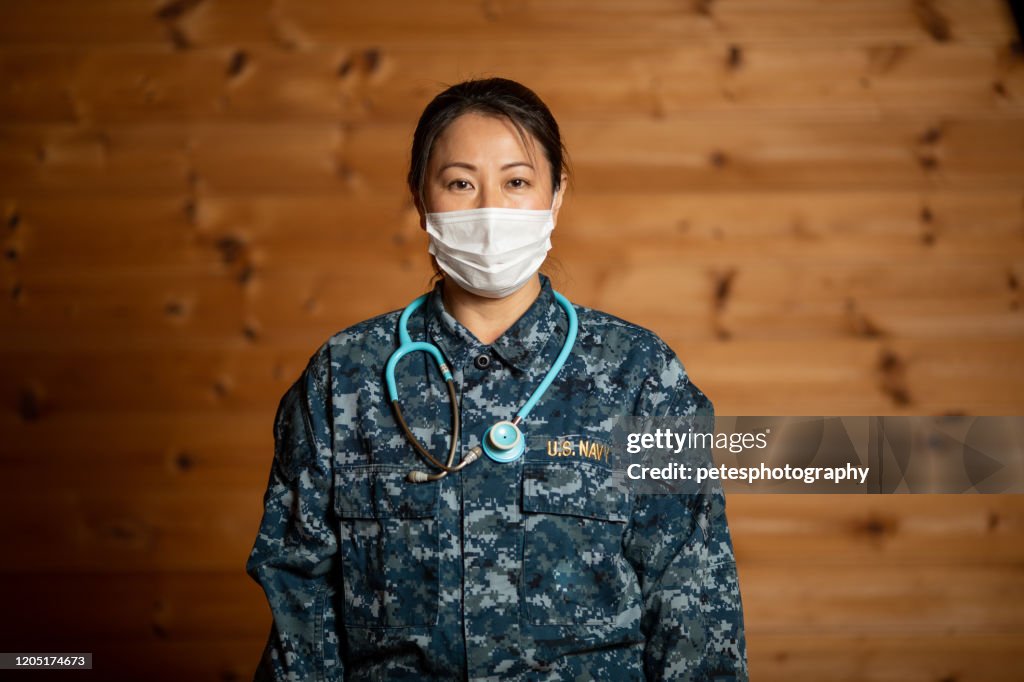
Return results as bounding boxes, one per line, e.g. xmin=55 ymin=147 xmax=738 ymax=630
xmin=407 ymin=77 xmax=572 ymax=209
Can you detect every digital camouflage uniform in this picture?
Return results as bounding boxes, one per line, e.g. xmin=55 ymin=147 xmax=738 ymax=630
xmin=246 ymin=272 xmax=748 ymax=681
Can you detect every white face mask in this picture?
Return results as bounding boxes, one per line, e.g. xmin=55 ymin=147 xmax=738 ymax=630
xmin=425 ymin=192 xmax=558 ymax=299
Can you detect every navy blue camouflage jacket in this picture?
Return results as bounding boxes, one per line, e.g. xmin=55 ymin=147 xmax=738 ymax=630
xmin=246 ymin=272 xmax=748 ymax=681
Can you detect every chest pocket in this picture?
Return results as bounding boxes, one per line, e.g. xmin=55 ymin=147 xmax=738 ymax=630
xmin=520 ymin=457 xmax=641 ymax=626
xmin=334 ymin=465 xmax=439 ymax=628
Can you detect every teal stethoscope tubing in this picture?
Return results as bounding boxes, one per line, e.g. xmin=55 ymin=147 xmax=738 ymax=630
xmin=385 ymin=289 xmax=578 ymax=482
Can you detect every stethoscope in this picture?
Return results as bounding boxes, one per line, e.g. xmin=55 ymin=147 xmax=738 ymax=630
xmin=385 ymin=288 xmax=578 ymax=483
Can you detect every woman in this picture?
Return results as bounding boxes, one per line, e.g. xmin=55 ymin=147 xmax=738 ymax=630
xmin=246 ymin=77 xmax=748 ymax=681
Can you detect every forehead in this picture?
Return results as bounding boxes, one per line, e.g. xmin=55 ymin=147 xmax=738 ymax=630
xmin=429 ymin=112 xmax=545 ymax=168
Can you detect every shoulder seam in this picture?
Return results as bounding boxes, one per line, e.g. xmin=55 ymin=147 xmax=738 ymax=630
xmin=327 ymin=307 xmax=403 ymax=345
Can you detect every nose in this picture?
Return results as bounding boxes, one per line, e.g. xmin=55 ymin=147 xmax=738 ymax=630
xmin=476 ymin=184 xmax=511 ymax=209
xmin=477 ymin=185 xmax=493 ymax=209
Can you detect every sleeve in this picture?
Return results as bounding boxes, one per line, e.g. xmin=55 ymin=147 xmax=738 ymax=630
xmin=623 ymin=356 xmax=749 ymax=682
xmin=245 ymin=343 xmax=343 ymax=682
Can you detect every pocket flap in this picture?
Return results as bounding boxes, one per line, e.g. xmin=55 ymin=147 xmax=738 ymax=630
xmin=522 ymin=461 xmax=631 ymax=523
xmin=335 ymin=465 xmax=438 ymax=518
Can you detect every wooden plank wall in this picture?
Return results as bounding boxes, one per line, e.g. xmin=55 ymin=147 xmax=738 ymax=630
xmin=1 ymin=0 xmax=1023 ymax=679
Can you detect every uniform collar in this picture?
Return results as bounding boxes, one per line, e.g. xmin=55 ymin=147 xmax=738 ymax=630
xmin=425 ymin=273 xmax=564 ymax=374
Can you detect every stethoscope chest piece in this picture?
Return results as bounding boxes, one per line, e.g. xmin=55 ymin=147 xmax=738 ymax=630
xmin=482 ymin=420 xmax=524 ymax=463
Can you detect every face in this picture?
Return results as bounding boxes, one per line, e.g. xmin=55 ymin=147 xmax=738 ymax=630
xmin=419 ymin=112 xmax=566 ymax=222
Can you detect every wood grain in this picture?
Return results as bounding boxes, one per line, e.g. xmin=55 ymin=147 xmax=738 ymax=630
xmin=2 ymin=1 xmax=1023 ymax=679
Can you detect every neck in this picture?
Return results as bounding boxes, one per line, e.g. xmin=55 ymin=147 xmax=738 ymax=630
xmin=441 ymin=275 xmax=542 ymax=346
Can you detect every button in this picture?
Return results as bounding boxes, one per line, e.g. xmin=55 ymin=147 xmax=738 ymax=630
xmin=473 ymin=354 xmax=491 ymax=369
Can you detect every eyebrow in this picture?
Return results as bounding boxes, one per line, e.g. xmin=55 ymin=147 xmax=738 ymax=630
xmin=437 ymin=161 xmax=534 ymax=173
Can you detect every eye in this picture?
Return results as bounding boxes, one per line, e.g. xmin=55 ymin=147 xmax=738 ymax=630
xmin=507 ymin=177 xmax=530 ymax=189
xmin=447 ymin=179 xmax=473 ymax=191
